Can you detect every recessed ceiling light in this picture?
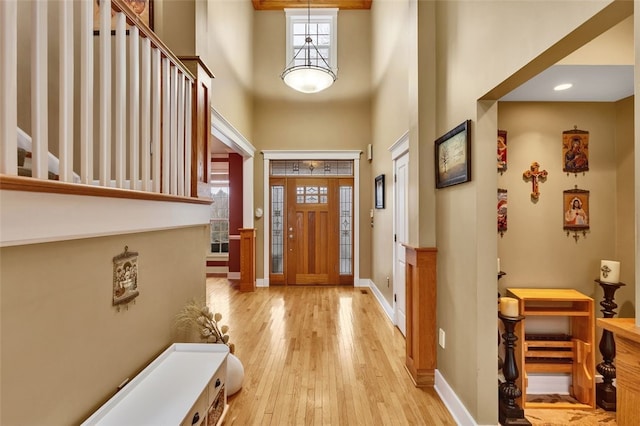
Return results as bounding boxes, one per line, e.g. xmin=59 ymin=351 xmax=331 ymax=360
xmin=554 ymin=83 xmax=573 ymax=91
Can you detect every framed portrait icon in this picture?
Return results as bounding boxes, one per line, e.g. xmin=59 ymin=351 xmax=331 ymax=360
xmin=563 ymin=188 xmax=589 ymax=231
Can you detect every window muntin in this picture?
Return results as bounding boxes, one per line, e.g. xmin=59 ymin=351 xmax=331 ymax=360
xmin=285 ymin=8 xmax=338 ymax=72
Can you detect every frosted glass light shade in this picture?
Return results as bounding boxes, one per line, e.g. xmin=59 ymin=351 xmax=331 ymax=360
xmin=282 ymin=65 xmax=336 ymax=94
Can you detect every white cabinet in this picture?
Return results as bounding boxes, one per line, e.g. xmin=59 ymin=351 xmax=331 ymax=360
xmin=83 ymin=343 xmax=229 ymax=426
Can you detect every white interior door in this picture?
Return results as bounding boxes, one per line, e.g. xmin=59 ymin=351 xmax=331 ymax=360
xmin=393 ymin=152 xmax=409 ymax=336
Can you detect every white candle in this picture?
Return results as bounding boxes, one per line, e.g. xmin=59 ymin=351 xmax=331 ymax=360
xmin=497 ymin=258 xmax=501 ymax=274
xmin=499 ymin=297 xmax=519 ymax=317
xmin=600 ymin=260 xmax=620 ymax=283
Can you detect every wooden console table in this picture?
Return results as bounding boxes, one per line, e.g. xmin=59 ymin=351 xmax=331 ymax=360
xmin=402 ymin=245 xmax=437 ymax=387
xmin=82 ymin=343 xmax=229 ymax=426
xmin=506 ymin=288 xmax=595 ymax=409
xmin=597 ymin=318 xmax=640 ymax=426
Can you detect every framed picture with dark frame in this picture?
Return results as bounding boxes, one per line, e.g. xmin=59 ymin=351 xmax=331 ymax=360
xmin=435 ymin=120 xmax=471 ymax=188
xmin=375 ymin=174 xmax=385 ymax=209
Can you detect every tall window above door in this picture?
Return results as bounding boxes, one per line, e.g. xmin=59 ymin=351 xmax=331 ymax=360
xmin=285 ymin=8 xmax=338 ymax=73
xmin=210 ymin=159 xmax=229 ymax=254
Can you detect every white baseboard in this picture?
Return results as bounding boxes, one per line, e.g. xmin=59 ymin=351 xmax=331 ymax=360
xmin=256 ymin=278 xmax=268 ymax=287
xmin=365 ymin=279 xmax=394 ymax=322
xmin=354 ymin=278 xmax=369 ymax=288
xmin=434 ymin=370 xmax=481 ymax=426
xmin=227 ymin=272 xmax=240 ymax=280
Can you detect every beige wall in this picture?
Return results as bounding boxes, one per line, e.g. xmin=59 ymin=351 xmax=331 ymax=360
xmin=157 ymin=0 xmax=254 ymax=140
xmin=496 ymin=100 xmax=637 ymax=310
xmin=498 ymin=102 xmax=617 ymax=295
xmin=252 ymin=10 xmax=372 ymax=280
xmin=615 ymin=96 xmax=636 ymax=317
xmin=0 ymin=226 xmax=208 ymax=425
xmin=432 ymin=1 xmax=630 ymax=423
xmin=370 ymin=0 xmax=409 ymax=301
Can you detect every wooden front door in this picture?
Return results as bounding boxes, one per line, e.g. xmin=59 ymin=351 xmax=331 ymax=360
xmin=269 ymin=176 xmax=353 ymax=285
xmin=287 ymin=178 xmax=337 ymax=285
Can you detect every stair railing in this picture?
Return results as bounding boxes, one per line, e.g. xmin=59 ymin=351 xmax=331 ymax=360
xmin=0 ymin=0 xmax=200 ymax=199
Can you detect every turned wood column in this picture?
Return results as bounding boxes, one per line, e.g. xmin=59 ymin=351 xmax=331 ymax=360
xmin=595 ymin=279 xmax=625 ymax=411
xmin=402 ymin=245 xmax=436 ymax=387
xmin=239 ymin=228 xmax=256 ymax=292
xmin=498 ymin=313 xmax=531 ymax=426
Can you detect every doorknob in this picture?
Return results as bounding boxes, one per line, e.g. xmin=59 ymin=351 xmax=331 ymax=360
xmin=289 ymin=227 xmax=293 ymax=231
xmin=289 ymin=234 xmax=294 ymax=239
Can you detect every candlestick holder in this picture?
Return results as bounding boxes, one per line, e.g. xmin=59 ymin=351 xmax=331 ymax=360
xmin=498 ymin=313 xmax=531 ymax=426
xmin=595 ymin=279 xmax=625 ymax=411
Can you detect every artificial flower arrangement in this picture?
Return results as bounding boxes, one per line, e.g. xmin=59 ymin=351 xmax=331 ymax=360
xmin=175 ymin=300 xmax=235 ymax=354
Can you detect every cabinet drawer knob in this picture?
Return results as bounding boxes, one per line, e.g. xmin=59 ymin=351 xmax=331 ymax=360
xmin=192 ymin=412 xmax=200 ymax=425
xmin=215 ymin=378 xmax=221 ymax=388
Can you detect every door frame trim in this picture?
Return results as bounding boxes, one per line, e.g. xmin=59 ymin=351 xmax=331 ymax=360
xmin=262 ymin=150 xmax=362 ymax=286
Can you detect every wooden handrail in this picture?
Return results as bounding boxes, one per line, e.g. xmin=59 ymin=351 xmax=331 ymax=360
xmin=111 ymin=0 xmax=196 ymax=82
xmin=1 ymin=0 xmax=208 ymax=201
xmin=0 ymin=175 xmax=211 ymax=205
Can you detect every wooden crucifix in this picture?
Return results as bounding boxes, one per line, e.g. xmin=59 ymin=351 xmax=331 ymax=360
xmin=522 ymin=162 xmax=548 ymax=200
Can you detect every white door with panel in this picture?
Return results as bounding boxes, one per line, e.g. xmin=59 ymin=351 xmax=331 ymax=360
xmin=393 ymin=151 xmax=409 ymax=336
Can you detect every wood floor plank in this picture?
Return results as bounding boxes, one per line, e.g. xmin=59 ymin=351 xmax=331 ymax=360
xmin=206 ymin=279 xmax=455 ymax=425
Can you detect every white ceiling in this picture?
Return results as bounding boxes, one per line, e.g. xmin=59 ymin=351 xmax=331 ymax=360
xmin=500 ymin=65 xmax=634 ymax=102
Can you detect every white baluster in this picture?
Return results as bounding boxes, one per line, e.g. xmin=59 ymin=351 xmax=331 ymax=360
xmin=161 ymin=57 xmax=170 ymax=194
xmin=0 ymin=0 xmax=17 ymax=175
xmin=115 ymin=12 xmax=126 ymax=188
xmin=177 ymin=72 xmax=185 ymax=196
xmin=140 ymin=37 xmax=151 ymax=192
xmin=99 ymin=0 xmax=111 ymax=186
xmin=170 ymin=65 xmax=178 ymax=195
xmin=59 ymin=0 xmax=74 ymax=183
xmin=31 ymin=0 xmax=48 ymax=180
xmin=184 ymin=80 xmax=193 ymax=197
xmin=129 ymin=26 xmax=140 ymax=190
xmin=152 ymin=48 xmax=162 ymax=193
xmin=80 ymin=0 xmax=93 ymax=184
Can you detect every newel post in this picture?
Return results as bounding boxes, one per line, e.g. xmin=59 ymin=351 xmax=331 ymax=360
xmin=239 ymin=228 xmax=256 ymax=292
xmin=179 ymin=56 xmax=214 ymax=198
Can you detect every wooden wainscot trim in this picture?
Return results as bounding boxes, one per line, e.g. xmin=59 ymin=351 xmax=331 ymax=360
xmin=402 ymin=245 xmax=437 ymax=387
xmin=239 ymin=228 xmax=257 ymax=292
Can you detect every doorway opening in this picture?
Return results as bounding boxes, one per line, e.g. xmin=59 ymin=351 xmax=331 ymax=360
xmin=262 ymin=151 xmax=362 ymax=286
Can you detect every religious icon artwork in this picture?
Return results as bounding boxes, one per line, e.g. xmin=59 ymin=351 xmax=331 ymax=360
xmin=497 ymin=189 xmax=507 ymax=236
xmin=497 ymin=130 xmax=507 ymax=173
xmin=562 ymin=127 xmax=589 ymax=174
xmin=113 ymin=245 xmax=140 ymax=308
xmin=563 ymin=188 xmax=589 ymax=230
xmin=522 ymin=161 xmax=548 ymax=200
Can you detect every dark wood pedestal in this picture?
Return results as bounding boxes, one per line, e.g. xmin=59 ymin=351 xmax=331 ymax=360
xmin=595 ymin=279 xmax=625 ymax=411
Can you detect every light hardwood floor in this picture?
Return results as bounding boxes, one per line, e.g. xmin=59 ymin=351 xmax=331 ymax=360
xmin=206 ymin=278 xmax=456 ymax=425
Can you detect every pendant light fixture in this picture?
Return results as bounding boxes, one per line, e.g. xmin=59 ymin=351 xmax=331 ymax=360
xmin=280 ymin=0 xmax=337 ymax=94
